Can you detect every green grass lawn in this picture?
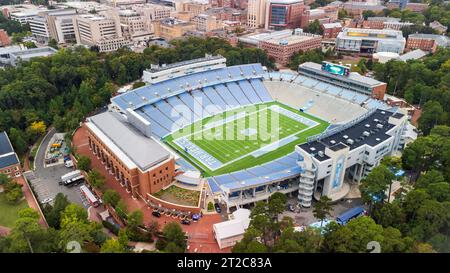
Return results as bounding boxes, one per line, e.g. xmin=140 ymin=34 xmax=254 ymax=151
xmin=165 ymin=101 xmax=329 ymax=176
xmin=0 ymin=193 xmax=28 ymax=228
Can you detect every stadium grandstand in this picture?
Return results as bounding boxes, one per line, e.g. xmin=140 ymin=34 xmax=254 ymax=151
xmin=93 ymin=55 xmax=413 ymax=212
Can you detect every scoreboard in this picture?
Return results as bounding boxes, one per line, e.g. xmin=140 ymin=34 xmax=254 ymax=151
xmin=321 ymin=62 xmax=350 ymax=76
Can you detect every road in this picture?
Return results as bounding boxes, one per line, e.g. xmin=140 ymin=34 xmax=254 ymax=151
xmin=25 ymin=128 xmax=89 ymax=208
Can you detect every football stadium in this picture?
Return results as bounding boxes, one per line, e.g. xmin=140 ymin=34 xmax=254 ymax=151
xmin=89 ymin=54 xmax=410 ymax=213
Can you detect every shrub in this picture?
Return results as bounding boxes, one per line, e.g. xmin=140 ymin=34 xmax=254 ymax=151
xmin=102 ymin=220 xmax=120 ymax=236
xmin=207 ymin=202 xmax=214 ymax=211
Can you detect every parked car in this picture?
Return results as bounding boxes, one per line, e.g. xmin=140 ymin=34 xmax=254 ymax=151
xmin=42 ymin=197 xmax=53 ymax=204
xmin=152 ymin=211 xmax=161 ymax=218
xmin=214 ymin=203 xmax=221 ymax=213
xmin=287 ymin=204 xmax=295 ymax=212
xmin=181 ymin=219 xmax=191 ymax=225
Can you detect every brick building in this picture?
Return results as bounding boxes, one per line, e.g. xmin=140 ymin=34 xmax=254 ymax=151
xmin=321 ymin=22 xmax=342 ymax=39
xmin=85 ymin=111 xmax=176 ymax=201
xmin=0 ymin=131 xmax=21 ymax=178
xmin=406 ymin=34 xmax=450 ymax=53
xmin=259 ymin=29 xmax=322 ymax=65
xmin=265 ymin=0 xmax=304 ymax=30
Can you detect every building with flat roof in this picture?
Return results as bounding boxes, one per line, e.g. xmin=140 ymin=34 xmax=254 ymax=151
xmin=264 ymin=0 xmax=304 ymax=30
xmin=336 ymin=27 xmax=406 ymax=55
xmin=362 ymin=17 xmax=414 ymax=31
xmin=213 ymin=208 xmax=250 ymax=249
xmin=247 ymin=0 xmax=266 ymax=28
xmin=259 ymin=29 xmax=322 ymax=65
xmin=142 ymin=54 xmax=227 ymax=84
xmin=0 ymin=131 xmax=21 ymax=178
xmin=9 ymin=47 xmax=57 ymax=66
xmin=321 ymin=22 xmax=342 ymax=39
xmin=153 ymin=18 xmax=196 ymax=40
xmin=85 ymin=111 xmax=176 ymax=200
xmin=296 ymin=108 xmax=408 ymax=206
xmin=298 ymin=61 xmax=387 ymax=99
xmin=406 ymin=34 xmax=450 ymax=53
xmin=73 ymin=13 xmax=131 ymax=52
xmin=300 ymin=5 xmax=339 ymax=28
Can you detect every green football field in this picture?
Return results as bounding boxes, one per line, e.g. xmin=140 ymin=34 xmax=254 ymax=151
xmin=164 ymin=101 xmax=329 ymax=176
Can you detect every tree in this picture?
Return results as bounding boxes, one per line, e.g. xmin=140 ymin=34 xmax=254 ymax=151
xmin=159 ymin=222 xmax=186 ymax=253
xmin=304 ymin=20 xmax=323 ymax=35
xmin=418 ymin=101 xmax=447 ymax=135
xmin=48 ymin=39 xmax=58 ymax=49
xmin=132 ymin=81 xmax=145 ymax=89
xmin=100 ymin=238 xmax=126 ymax=253
xmin=372 ymin=202 xmax=406 ymax=230
xmin=362 ymin=10 xmax=376 ymax=20
xmin=360 ymin=165 xmax=395 ymax=208
xmin=232 ymin=227 xmax=267 ymax=253
xmin=4 ymin=180 xmax=23 ymax=203
xmin=313 ymin=196 xmax=333 ymax=228
xmin=115 ymin=199 xmax=128 ymax=219
xmin=45 ymin=193 xmax=70 ymax=229
xmin=60 ymin=203 xmax=89 ymax=229
xmin=87 ymin=169 xmax=105 ymax=190
xmin=102 ymin=189 xmax=121 ymax=207
xmin=76 ymin=155 xmax=91 ymax=172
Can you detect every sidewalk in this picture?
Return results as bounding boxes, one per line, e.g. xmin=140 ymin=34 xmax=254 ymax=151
xmin=15 ymin=175 xmax=47 ymax=228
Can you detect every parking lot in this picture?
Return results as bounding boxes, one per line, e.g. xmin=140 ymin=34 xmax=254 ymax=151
xmin=25 ymin=128 xmax=90 ymax=208
xmin=281 ymin=196 xmax=365 ymax=226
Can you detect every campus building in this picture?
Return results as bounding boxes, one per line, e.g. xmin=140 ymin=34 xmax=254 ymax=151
xmin=259 ymin=29 xmax=322 ymax=65
xmin=264 ymin=0 xmax=304 ymax=30
xmin=73 ymin=14 xmax=131 ymax=52
xmin=153 ymin=18 xmax=196 ymax=40
xmin=336 ymin=28 xmax=406 ymax=55
xmin=0 ymin=131 xmax=21 ymax=178
xmin=362 ymin=17 xmax=414 ymax=31
xmin=298 ymin=62 xmax=387 ymax=99
xmin=85 ymin=111 xmax=176 ymax=200
xmin=247 ymin=0 xmax=267 ymax=28
xmin=300 ymin=5 xmax=339 ymax=28
xmin=321 ymin=22 xmax=342 ymax=39
xmin=406 ymin=34 xmax=450 ymax=53
xmin=296 ymin=108 xmax=408 ymax=206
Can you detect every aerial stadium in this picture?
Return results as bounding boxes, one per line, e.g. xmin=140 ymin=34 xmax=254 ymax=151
xmin=86 ymin=54 xmax=410 ymax=214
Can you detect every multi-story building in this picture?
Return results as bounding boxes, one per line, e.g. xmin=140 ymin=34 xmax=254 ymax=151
xmin=177 ymin=1 xmax=211 ymax=19
xmin=387 ymin=0 xmax=409 ymax=10
xmin=9 ymin=7 xmax=48 ymax=24
xmin=73 ymin=13 xmax=130 ymax=52
xmin=342 ymin=1 xmax=385 ymax=16
xmin=153 ymin=18 xmax=196 ymax=41
xmin=85 ymin=111 xmax=176 ymax=200
xmin=118 ymin=9 xmax=147 ymax=37
xmin=194 ymin=14 xmax=221 ymax=32
xmin=300 ymin=5 xmax=339 ymax=28
xmin=296 ymin=108 xmax=408 ymax=206
xmin=298 ymin=61 xmax=387 ymax=99
xmin=406 ymin=34 xmax=450 ymax=53
xmin=142 ymin=54 xmax=227 ymax=84
xmin=321 ymin=22 xmax=342 ymax=39
xmin=429 ymin=21 xmax=448 ymax=35
xmin=9 ymin=46 xmax=57 ymax=66
xmin=336 ymin=28 xmax=406 ymax=55
xmin=247 ymin=0 xmax=267 ymax=28
xmin=258 ymin=29 xmax=322 ymax=65
xmin=29 ymin=16 xmax=51 ymax=43
xmin=0 ymin=131 xmax=21 ymax=178
xmin=264 ymin=0 xmax=304 ymax=30
xmin=361 ymin=17 xmax=414 ymax=31
xmin=0 ymin=29 xmax=10 ymax=47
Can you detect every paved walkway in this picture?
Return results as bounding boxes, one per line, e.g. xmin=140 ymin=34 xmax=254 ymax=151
xmin=0 ymin=225 xmax=11 ymax=237
xmin=15 ymin=175 xmax=47 ymax=227
xmin=73 ymin=125 xmax=230 ymax=253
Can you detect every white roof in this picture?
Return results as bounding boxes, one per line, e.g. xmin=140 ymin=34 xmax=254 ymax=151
xmin=322 ymin=22 xmax=342 ymax=29
xmin=213 ymin=219 xmax=247 ymax=240
xmin=231 ymin=208 xmax=251 ymax=228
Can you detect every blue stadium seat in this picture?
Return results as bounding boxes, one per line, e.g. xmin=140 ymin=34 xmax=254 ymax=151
xmin=203 ymin=86 xmax=228 ymax=111
xmin=250 ymin=79 xmax=273 ymax=102
xmin=226 ymin=82 xmax=251 ymax=105
xmin=214 ymin=84 xmax=239 ymax=106
xmin=237 ymin=80 xmax=262 ymax=104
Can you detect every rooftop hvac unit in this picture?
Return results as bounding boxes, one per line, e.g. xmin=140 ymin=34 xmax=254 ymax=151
xmin=381 ymin=111 xmax=386 ymax=114
xmin=365 ymin=124 xmax=370 ymax=128
xmin=374 ymin=119 xmax=379 ymax=122
xmin=343 ymin=135 xmax=348 ymax=139
xmin=240 ymin=72 xmax=244 ymax=76
xmin=376 ymin=124 xmax=383 ymax=129
xmin=310 ymin=147 xmax=316 ymax=152
xmin=330 ymin=140 xmax=336 ymax=144
xmin=228 ymin=73 xmax=232 ymax=78
xmin=141 ymin=96 xmax=147 ymax=101
xmin=253 ymin=70 xmax=256 ymax=74
xmin=347 ymin=139 xmax=354 ymax=145
xmin=363 ymin=131 xmax=370 ymax=137
xmin=318 ymin=151 xmax=324 ymax=157
xmin=376 ymin=138 xmax=381 ymax=142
